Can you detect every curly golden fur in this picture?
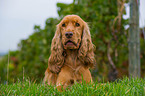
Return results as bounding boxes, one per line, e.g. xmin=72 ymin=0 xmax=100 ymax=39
xmin=43 ymin=15 xmax=96 ymax=91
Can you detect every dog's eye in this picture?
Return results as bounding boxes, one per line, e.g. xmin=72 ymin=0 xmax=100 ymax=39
xmin=75 ymin=23 xmax=80 ymax=27
xmin=62 ymin=23 xmax=65 ymax=27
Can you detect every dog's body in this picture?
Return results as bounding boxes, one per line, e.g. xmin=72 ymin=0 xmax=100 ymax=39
xmin=43 ymin=15 xmax=95 ymax=90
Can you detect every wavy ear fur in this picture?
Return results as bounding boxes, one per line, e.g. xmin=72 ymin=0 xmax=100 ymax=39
xmin=78 ymin=22 xmax=96 ymax=68
xmin=48 ymin=25 xmax=64 ymax=68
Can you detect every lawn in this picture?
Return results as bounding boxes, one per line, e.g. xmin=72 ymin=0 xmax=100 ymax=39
xmin=0 ymin=77 xmax=145 ymax=96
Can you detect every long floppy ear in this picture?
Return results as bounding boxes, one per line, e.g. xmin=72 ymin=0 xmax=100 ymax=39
xmin=78 ymin=22 xmax=96 ymax=68
xmin=48 ymin=25 xmax=64 ymax=68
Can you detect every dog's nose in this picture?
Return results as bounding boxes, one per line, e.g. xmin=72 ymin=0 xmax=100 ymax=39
xmin=65 ymin=32 xmax=73 ymax=38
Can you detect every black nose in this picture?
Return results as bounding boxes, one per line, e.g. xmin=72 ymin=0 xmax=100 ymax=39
xmin=65 ymin=32 xmax=73 ymax=38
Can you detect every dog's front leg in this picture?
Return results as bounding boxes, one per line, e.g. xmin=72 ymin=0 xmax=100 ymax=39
xmin=43 ymin=68 xmax=58 ymax=85
xmin=56 ymin=66 xmax=73 ymax=91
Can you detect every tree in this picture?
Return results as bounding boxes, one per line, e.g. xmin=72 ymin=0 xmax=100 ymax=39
xmin=129 ymin=0 xmax=140 ymax=77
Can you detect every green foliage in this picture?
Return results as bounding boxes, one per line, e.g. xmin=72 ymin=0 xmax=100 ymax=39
xmin=0 ymin=51 xmax=19 ymax=84
xmin=0 ymin=77 xmax=145 ymax=95
xmin=0 ymin=55 xmax=8 ymax=84
xmin=140 ymin=29 xmax=145 ymax=77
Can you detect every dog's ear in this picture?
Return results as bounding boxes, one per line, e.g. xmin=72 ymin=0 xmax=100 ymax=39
xmin=48 ymin=25 xmax=64 ymax=69
xmin=78 ymin=22 xmax=96 ymax=68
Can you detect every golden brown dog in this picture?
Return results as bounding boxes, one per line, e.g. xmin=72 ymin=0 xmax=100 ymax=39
xmin=43 ymin=15 xmax=96 ymax=90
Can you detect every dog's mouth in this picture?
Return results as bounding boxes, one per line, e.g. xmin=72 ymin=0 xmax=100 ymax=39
xmin=64 ymin=39 xmax=80 ymax=49
xmin=65 ymin=40 xmax=77 ymax=46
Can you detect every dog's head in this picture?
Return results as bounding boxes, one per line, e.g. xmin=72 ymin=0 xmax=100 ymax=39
xmin=49 ymin=15 xmax=95 ymax=70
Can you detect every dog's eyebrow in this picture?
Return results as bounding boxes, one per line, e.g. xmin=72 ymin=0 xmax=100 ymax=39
xmin=62 ymin=19 xmax=69 ymax=23
xmin=73 ymin=18 xmax=78 ymax=22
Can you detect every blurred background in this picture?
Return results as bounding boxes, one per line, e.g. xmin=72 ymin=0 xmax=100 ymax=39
xmin=0 ymin=0 xmax=145 ymax=84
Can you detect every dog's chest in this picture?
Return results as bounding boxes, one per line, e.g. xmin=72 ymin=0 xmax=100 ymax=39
xmin=65 ymin=50 xmax=78 ymax=65
xmin=65 ymin=54 xmax=81 ymax=67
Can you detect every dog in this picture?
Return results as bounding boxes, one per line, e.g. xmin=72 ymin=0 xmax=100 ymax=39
xmin=43 ymin=15 xmax=96 ymax=91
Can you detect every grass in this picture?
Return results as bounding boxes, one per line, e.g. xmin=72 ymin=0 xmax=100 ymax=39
xmin=0 ymin=77 xmax=145 ymax=96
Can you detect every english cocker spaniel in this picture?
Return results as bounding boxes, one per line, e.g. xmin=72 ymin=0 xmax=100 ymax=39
xmin=43 ymin=15 xmax=96 ymax=91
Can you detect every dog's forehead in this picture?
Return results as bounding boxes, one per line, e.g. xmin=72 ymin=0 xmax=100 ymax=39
xmin=62 ymin=15 xmax=83 ymax=23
